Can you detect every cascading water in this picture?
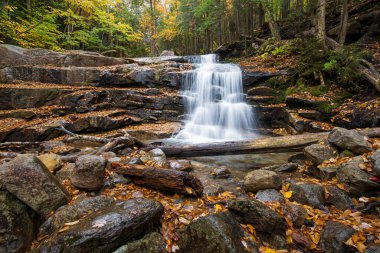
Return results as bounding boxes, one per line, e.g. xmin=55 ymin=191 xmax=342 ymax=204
xmin=175 ymin=54 xmax=256 ymax=143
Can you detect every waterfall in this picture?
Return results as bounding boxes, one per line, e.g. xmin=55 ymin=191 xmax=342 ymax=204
xmin=175 ymin=54 xmax=256 ymax=143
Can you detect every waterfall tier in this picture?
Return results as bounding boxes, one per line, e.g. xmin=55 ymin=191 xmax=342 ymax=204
xmin=175 ymin=54 xmax=256 ymax=143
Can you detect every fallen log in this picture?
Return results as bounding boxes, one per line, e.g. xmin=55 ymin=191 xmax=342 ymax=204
xmin=110 ymin=163 xmax=203 ymax=196
xmin=151 ymin=128 xmax=380 ymax=158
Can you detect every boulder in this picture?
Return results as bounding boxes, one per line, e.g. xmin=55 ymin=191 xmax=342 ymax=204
xmin=227 ymin=198 xmax=286 ymax=234
xmin=37 ymin=153 xmax=62 ymax=173
xmin=177 ymin=212 xmax=247 ymax=253
xmin=326 ymin=186 xmax=353 ymax=210
xmin=104 ymin=173 xmax=131 ymax=188
xmin=328 ymin=127 xmax=373 ymax=154
xmin=146 ymin=148 xmax=167 ymax=167
xmin=337 ymin=156 xmax=379 ymax=195
xmin=0 ymin=154 xmax=70 ymax=217
xmin=370 ymin=150 xmax=380 ymax=177
xmin=304 ymin=143 xmax=337 ymax=165
xmin=168 ymin=160 xmax=193 ymax=172
xmin=0 ymin=190 xmax=35 ymax=253
xmin=55 ymin=163 xmax=75 ymax=183
xmin=289 ymin=182 xmax=325 ymax=208
xmin=243 ymin=170 xmax=283 ymax=193
xmin=36 ymin=198 xmax=163 ymax=253
xmin=211 ymin=166 xmax=231 ymax=179
xmin=71 ymin=155 xmax=106 ymax=191
xmin=319 ymin=221 xmax=356 ymax=253
xmin=113 ymin=232 xmax=166 ymax=253
xmin=255 ymin=189 xmax=285 ymax=203
xmin=39 ymin=195 xmax=115 ymax=236
xmin=288 ymin=153 xmax=308 ymax=165
xmin=310 ymin=165 xmax=338 ymax=180
xmin=283 ymin=204 xmax=307 ymax=228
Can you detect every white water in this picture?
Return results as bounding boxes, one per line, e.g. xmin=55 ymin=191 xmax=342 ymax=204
xmin=175 ymin=54 xmax=256 ymax=143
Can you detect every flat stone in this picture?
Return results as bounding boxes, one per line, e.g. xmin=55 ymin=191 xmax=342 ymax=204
xmin=113 ymin=232 xmax=166 ymax=253
xmin=0 ymin=154 xmax=70 ymax=217
xmin=211 ymin=166 xmax=231 ymax=179
xmin=37 ymin=153 xmax=62 ymax=173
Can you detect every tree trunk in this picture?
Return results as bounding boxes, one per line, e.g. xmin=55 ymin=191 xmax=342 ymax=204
xmin=26 ymin=0 xmax=31 ymax=11
xmin=110 ymin=163 xmax=203 ymax=196
xmin=149 ymin=128 xmax=380 ymax=157
xmin=262 ymin=2 xmax=281 ymax=41
xmin=316 ymin=0 xmax=326 ymax=46
xmin=338 ymin=0 xmax=349 ymax=46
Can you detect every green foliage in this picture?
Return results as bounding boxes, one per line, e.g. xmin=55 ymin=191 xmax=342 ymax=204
xmin=258 ymin=39 xmax=293 ymax=56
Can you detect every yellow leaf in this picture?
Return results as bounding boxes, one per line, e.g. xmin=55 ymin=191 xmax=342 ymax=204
xmin=283 ymin=191 xmax=292 ymax=199
xmin=259 ymin=246 xmax=277 ymax=253
xmin=215 ymin=204 xmax=224 ymax=212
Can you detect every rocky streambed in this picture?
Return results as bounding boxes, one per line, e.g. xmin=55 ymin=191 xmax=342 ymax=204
xmin=0 ymin=44 xmax=380 ymax=253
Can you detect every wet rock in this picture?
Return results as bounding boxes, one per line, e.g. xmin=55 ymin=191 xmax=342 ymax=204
xmin=100 ymin=152 xmax=117 ymax=160
xmin=370 ymin=150 xmax=380 ymax=177
xmin=283 ymin=204 xmax=307 ymax=228
xmin=228 ymin=198 xmax=286 ymax=234
xmin=326 ymin=186 xmax=353 ymax=210
xmin=247 ymin=86 xmax=277 ymax=96
xmin=288 ymin=153 xmax=308 ymax=165
xmin=211 ymin=166 xmax=231 ymax=179
xmin=37 ymin=198 xmax=163 ymax=253
xmin=365 ymin=244 xmax=380 ymax=253
xmin=39 ymin=195 xmax=115 ymax=236
xmin=311 ymin=165 xmax=338 ymax=180
xmin=259 ymin=233 xmax=287 ymax=250
xmin=177 ymin=211 xmax=246 ymax=253
xmin=0 ymin=190 xmax=35 ymax=253
xmin=243 ymin=170 xmax=283 ymax=193
xmin=169 ymin=160 xmax=193 ymax=172
xmin=328 ymin=127 xmax=373 ymax=154
xmin=37 ymin=153 xmax=62 ymax=173
xmin=0 ymin=154 xmax=70 ymax=217
xmin=147 ymin=148 xmax=167 ymax=167
xmin=104 ymin=173 xmax=131 ymax=188
xmin=255 ymin=189 xmax=285 ymax=203
xmin=337 ymin=156 xmax=379 ymax=195
xmin=129 ymin=158 xmax=145 ymax=165
xmin=113 ymin=232 xmax=166 ymax=253
xmin=262 ymin=163 xmax=298 ymax=172
xmin=203 ymin=184 xmax=224 ymax=196
xmin=289 ymin=182 xmax=325 ymax=208
xmin=304 ymin=143 xmax=338 ymax=165
xmin=319 ymin=221 xmax=356 ymax=253
xmin=71 ymin=155 xmax=106 ymax=191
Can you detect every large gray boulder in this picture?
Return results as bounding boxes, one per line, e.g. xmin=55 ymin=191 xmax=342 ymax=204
xmin=328 ymin=127 xmax=373 ymax=154
xmin=0 ymin=190 xmax=35 ymax=253
xmin=0 ymin=154 xmax=70 ymax=217
xmin=39 ymin=196 xmax=115 ymax=236
xmin=177 ymin=212 xmax=248 ymax=253
xmin=113 ymin=232 xmax=166 ymax=253
xmin=227 ymin=198 xmax=286 ymax=234
xmin=71 ymin=155 xmax=106 ymax=191
xmin=289 ymin=182 xmax=325 ymax=208
xmin=36 ymin=198 xmax=163 ymax=253
xmin=304 ymin=143 xmax=337 ymax=165
xmin=243 ymin=170 xmax=283 ymax=193
xmin=319 ymin=221 xmax=356 ymax=253
xmin=337 ymin=156 xmax=379 ymax=195
xmin=370 ymin=150 xmax=380 ymax=177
